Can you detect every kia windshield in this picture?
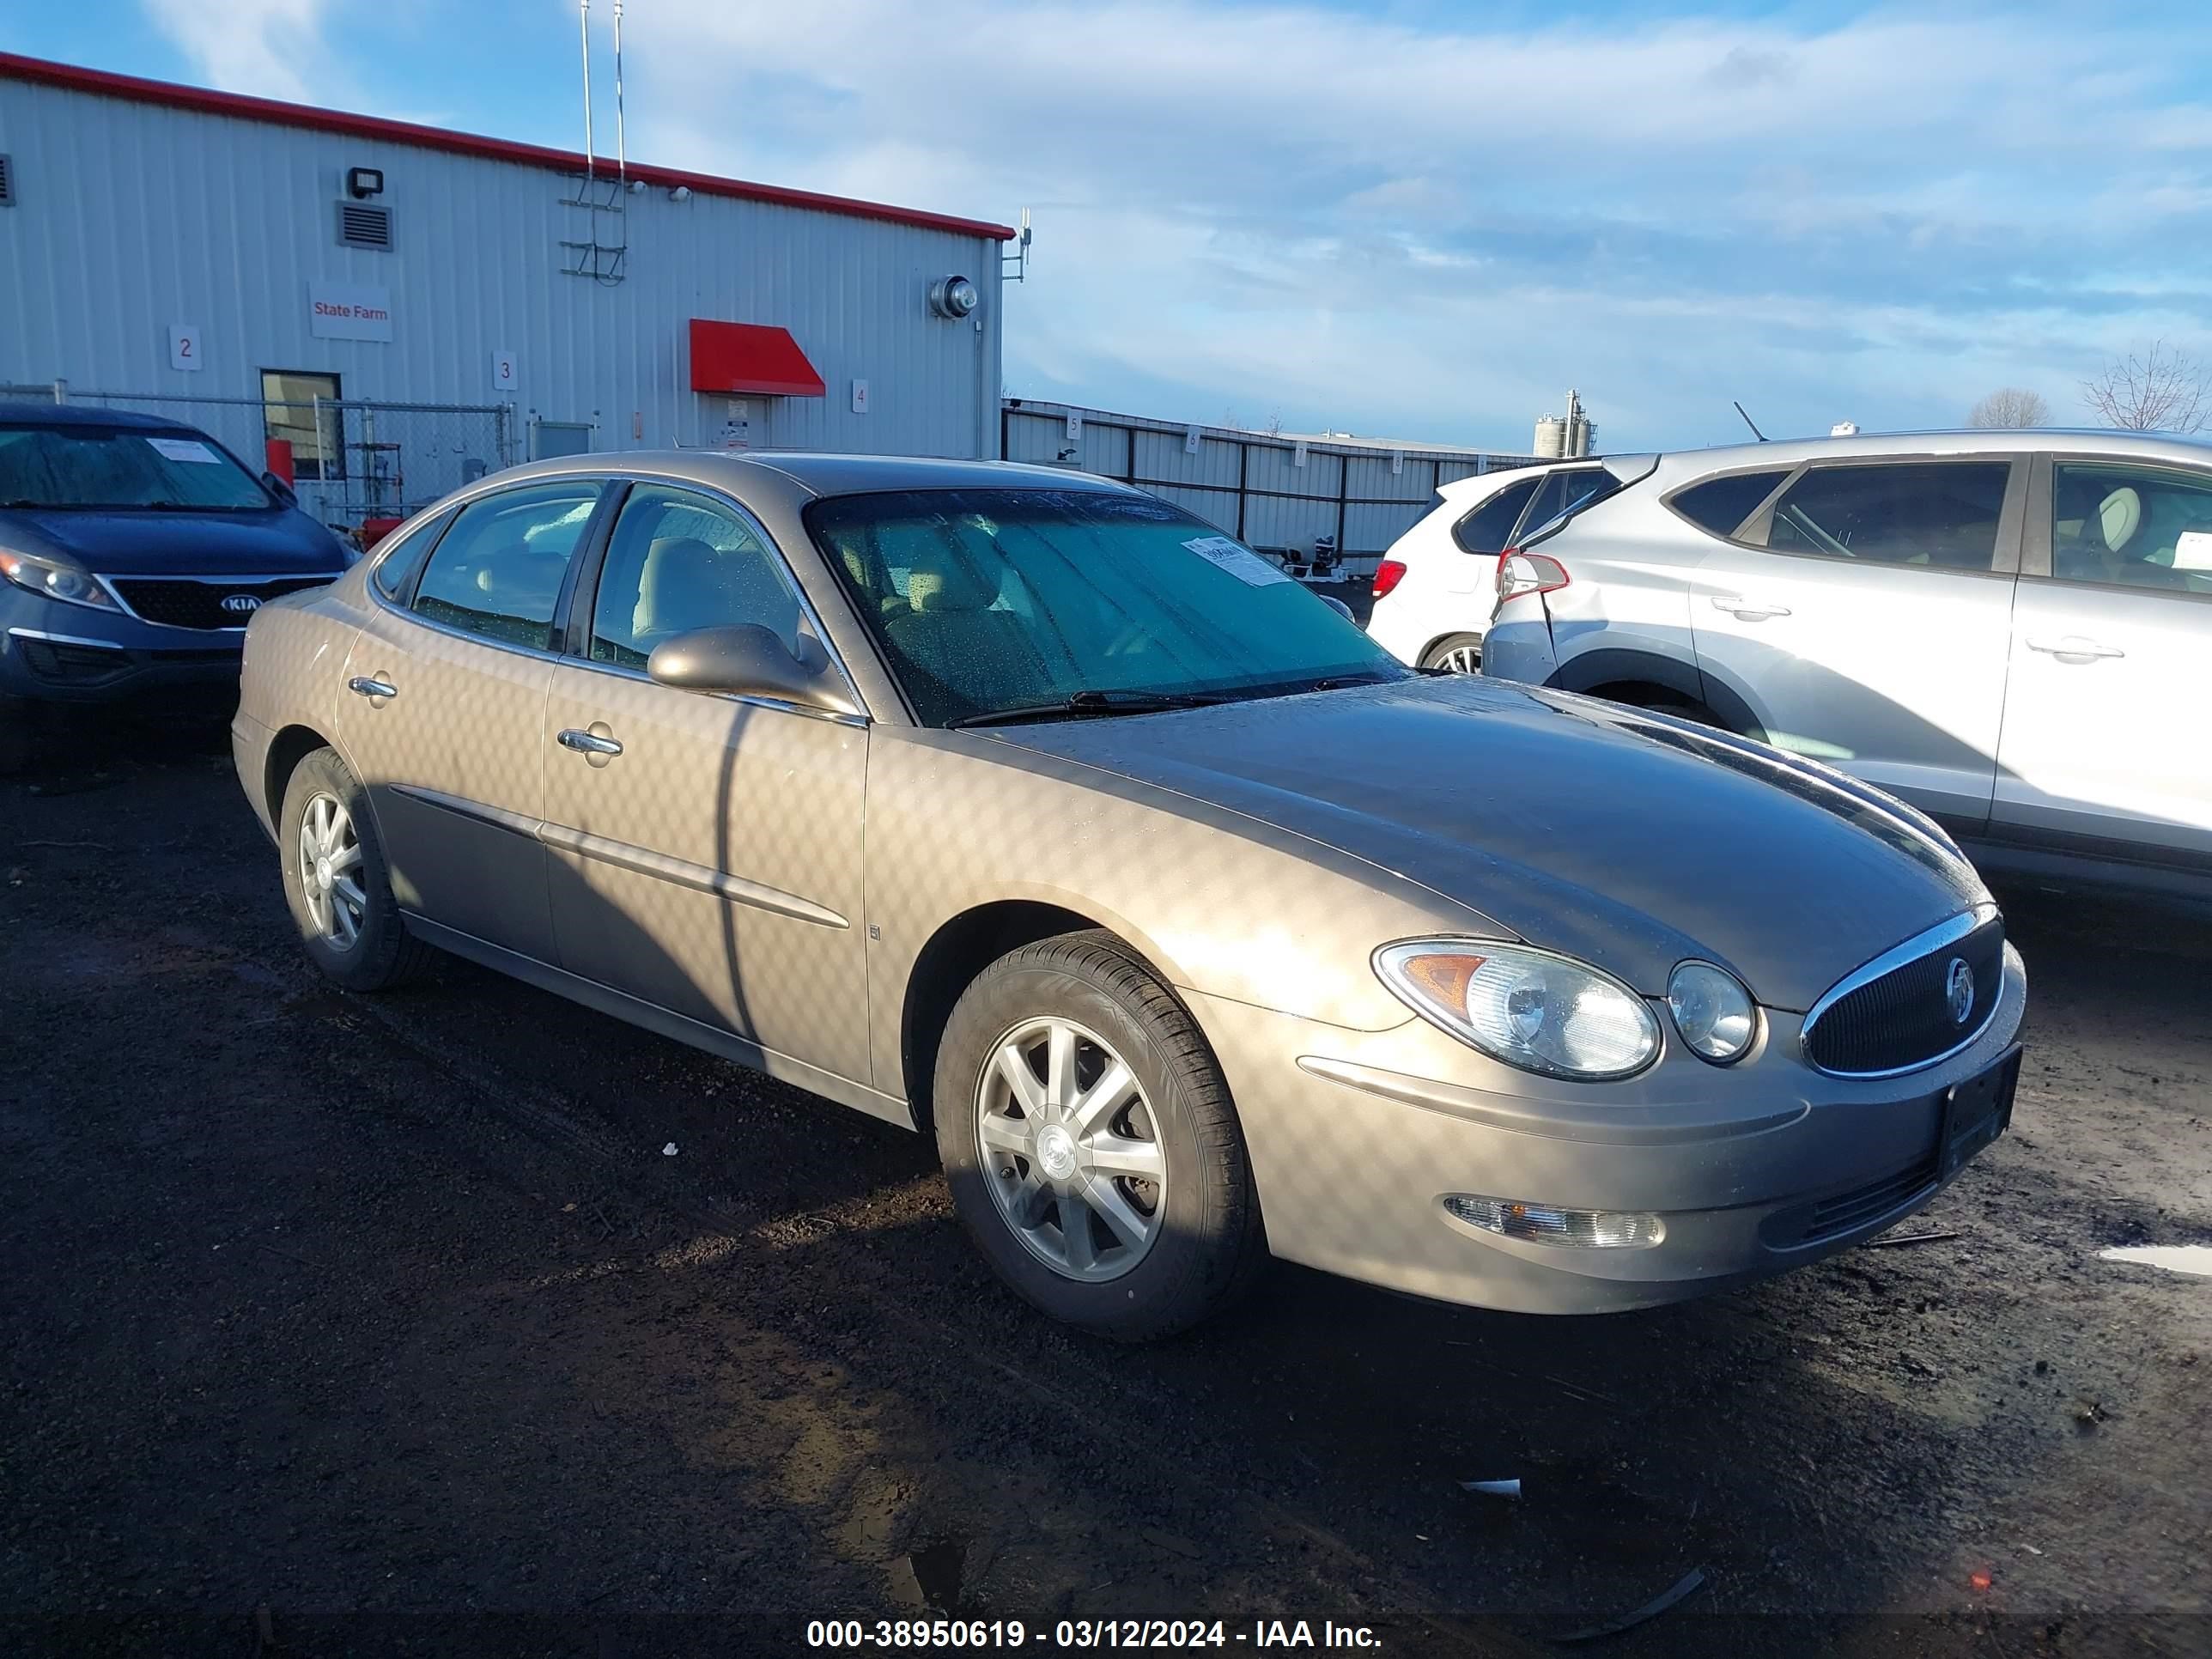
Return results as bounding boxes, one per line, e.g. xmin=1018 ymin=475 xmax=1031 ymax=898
xmin=805 ymin=488 xmax=1410 ymax=727
xmin=0 ymin=422 xmax=275 ymax=511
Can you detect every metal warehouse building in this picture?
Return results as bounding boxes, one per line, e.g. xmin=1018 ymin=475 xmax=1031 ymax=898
xmin=0 ymin=52 xmax=1011 ymax=538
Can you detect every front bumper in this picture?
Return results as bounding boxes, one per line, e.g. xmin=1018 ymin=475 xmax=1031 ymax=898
xmin=1189 ymin=942 xmax=2028 ymax=1315
xmin=2 ymin=588 xmax=244 ymax=708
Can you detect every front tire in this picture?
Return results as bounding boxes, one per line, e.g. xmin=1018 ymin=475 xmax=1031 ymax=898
xmin=933 ymin=931 xmax=1267 ymax=1340
xmin=277 ymin=746 xmax=431 ymax=991
xmin=1420 ymin=634 xmax=1484 ymax=674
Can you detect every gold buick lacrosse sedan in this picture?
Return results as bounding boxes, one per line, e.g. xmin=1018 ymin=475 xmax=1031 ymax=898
xmin=234 ymin=453 xmax=2024 ymax=1338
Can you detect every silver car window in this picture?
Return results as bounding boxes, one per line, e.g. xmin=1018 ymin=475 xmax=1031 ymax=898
xmin=587 ymin=483 xmax=806 ymax=668
xmin=410 ymin=479 xmax=604 ymax=651
xmin=2048 ymin=461 xmax=2212 ymax=596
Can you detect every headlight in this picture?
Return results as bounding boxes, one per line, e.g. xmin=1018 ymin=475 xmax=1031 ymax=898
xmin=1376 ymin=940 xmax=1661 ymax=1080
xmin=0 ymin=547 xmax=120 ymax=612
xmin=1666 ymin=961 xmax=1758 ymax=1064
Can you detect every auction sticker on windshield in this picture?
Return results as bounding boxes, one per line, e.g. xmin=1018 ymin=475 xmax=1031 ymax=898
xmin=144 ymin=437 xmax=223 ymax=465
xmin=1182 ymin=534 xmax=1290 ymax=586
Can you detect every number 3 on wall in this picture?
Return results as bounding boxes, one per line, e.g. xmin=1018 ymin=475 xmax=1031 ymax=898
xmin=169 ymin=324 xmax=202 ymax=372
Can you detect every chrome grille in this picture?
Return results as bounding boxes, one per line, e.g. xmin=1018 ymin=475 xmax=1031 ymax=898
xmin=1802 ymin=908 xmax=2005 ymax=1078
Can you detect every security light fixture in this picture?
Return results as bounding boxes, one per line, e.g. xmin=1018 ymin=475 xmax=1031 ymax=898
xmin=346 ymin=167 xmax=385 ymax=200
xmin=929 ymin=275 xmax=980 ymax=319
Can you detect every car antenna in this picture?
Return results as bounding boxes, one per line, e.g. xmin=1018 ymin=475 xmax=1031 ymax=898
xmin=1732 ymin=400 xmax=1768 ymax=441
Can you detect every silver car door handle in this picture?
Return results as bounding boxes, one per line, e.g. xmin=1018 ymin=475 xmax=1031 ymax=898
xmin=347 ymin=675 xmax=398 ymax=699
xmin=2027 ymin=635 xmax=2124 ymax=662
xmin=556 ymin=727 xmax=624 ymax=757
xmin=1711 ymin=594 xmax=1792 ymax=620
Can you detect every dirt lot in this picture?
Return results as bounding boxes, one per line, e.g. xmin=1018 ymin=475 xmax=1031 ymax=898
xmin=3 ymin=726 xmax=2208 ymax=1658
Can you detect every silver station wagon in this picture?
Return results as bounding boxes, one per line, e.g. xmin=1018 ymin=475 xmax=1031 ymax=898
xmin=232 ymin=453 xmax=2027 ymax=1338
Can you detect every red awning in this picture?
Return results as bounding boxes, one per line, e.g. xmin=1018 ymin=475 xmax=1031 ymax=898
xmin=688 ymin=319 xmax=826 ymax=398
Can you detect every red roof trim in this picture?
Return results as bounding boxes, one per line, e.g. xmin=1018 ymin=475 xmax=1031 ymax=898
xmin=0 ymin=52 xmax=1017 ymax=242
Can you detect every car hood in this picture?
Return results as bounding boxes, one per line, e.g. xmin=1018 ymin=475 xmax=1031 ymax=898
xmin=986 ymin=675 xmax=1989 ymax=1012
xmin=0 ymin=505 xmax=349 ymax=576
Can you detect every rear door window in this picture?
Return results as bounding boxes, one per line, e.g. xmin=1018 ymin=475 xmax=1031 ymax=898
xmin=411 ymin=480 xmax=605 ymax=650
xmin=1670 ymin=469 xmax=1790 ymax=539
xmin=1753 ymin=462 xmax=2012 ymax=570
xmin=1451 ymin=477 xmax=1540 ymax=555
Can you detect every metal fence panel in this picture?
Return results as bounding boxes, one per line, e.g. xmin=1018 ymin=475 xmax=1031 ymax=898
xmin=1000 ymin=401 xmax=1536 ymax=574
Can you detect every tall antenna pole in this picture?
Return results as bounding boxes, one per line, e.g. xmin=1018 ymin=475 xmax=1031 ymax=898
xmin=612 ymin=0 xmax=628 ymax=187
xmin=579 ymin=0 xmax=596 ymax=179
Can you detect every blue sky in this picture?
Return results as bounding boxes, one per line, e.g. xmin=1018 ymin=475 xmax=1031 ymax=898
xmin=15 ymin=1 xmax=2212 ymax=452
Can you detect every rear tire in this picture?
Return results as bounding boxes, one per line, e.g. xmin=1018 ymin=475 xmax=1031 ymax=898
xmin=277 ymin=746 xmax=433 ymax=992
xmin=1420 ymin=634 xmax=1485 ymax=674
xmin=933 ymin=930 xmax=1267 ymax=1340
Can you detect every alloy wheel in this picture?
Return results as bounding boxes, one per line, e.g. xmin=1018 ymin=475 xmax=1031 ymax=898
xmin=975 ymin=1016 xmax=1166 ymax=1282
xmin=296 ymin=791 xmax=368 ymax=951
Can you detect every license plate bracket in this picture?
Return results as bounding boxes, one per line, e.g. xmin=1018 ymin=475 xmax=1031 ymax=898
xmin=1939 ymin=1044 xmax=2022 ymax=1179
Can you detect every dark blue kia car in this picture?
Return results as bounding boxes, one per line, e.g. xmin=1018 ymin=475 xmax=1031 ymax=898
xmin=0 ymin=402 xmax=351 ymax=771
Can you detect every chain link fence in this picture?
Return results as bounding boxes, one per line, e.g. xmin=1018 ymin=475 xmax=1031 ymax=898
xmin=2 ymin=384 xmax=515 ymax=541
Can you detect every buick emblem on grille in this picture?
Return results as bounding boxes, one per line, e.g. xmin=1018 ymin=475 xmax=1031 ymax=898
xmin=221 ymin=593 xmax=263 ymax=615
xmin=1945 ymin=957 xmax=1975 ymax=1024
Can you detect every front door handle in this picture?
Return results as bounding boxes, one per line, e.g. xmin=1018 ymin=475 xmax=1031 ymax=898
xmin=2027 ymin=635 xmax=2124 ymax=664
xmin=1711 ymin=594 xmax=1792 ymax=621
xmin=556 ymin=727 xmax=624 ymax=757
xmin=347 ymin=675 xmax=398 ymax=700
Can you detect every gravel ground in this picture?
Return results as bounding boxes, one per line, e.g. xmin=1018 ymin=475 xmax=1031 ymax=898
xmin=2 ymin=725 xmax=2207 ymax=1659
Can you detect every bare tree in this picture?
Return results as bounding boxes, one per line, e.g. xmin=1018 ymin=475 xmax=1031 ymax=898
xmin=2081 ymin=339 xmax=2211 ymax=434
xmin=1261 ymin=409 xmax=1285 ymax=439
xmin=1966 ymin=387 xmax=2050 ymax=428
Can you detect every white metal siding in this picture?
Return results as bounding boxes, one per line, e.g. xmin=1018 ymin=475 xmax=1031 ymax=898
xmin=0 ymin=76 xmax=1003 ymax=459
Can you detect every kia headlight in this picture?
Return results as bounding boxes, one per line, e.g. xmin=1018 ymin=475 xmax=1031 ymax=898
xmin=1376 ymin=941 xmax=1661 ymax=1080
xmin=1667 ymin=960 xmax=1759 ymax=1064
xmin=0 ymin=546 xmax=120 ymax=612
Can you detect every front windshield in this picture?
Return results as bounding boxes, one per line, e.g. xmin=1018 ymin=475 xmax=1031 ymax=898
xmin=805 ymin=487 xmax=1410 ymax=726
xmin=0 ymin=423 xmax=274 ymax=511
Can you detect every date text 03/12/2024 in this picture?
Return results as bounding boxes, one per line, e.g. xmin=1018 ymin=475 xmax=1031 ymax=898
xmin=804 ymin=1619 xmax=1383 ymax=1649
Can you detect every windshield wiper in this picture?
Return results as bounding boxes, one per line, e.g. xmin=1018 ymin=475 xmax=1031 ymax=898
xmin=949 ymin=689 xmax=1230 ymax=729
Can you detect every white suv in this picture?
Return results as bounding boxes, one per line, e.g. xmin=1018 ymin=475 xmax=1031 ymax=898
xmin=1390 ymin=431 xmax=2212 ymax=898
xmin=1365 ymin=459 xmax=1632 ymax=672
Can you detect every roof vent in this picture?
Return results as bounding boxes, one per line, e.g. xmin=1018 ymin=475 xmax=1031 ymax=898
xmin=0 ymin=155 xmax=15 ymax=208
xmin=337 ymin=199 xmax=392 ymax=250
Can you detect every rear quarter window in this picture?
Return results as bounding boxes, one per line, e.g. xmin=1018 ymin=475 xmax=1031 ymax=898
xmin=1451 ymin=477 xmax=1540 ymax=555
xmin=1669 ymin=469 xmax=1792 ymax=539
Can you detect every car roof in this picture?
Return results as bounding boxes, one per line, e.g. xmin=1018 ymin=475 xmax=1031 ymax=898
xmin=731 ymin=452 xmax=1141 ymax=498
xmin=0 ymin=399 xmax=203 ymax=432
xmin=1645 ymin=427 xmax=2212 ymax=482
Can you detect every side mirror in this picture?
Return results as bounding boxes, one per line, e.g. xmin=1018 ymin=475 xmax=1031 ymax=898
xmin=262 ymin=471 xmax=299 ymax=507
xmin=1316 ymin=594 xmax=1355 ymax=622
xmin=647 ymin=623 xmax=863 ymax=719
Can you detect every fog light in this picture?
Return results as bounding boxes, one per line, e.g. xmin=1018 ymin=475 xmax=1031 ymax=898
xmin=1444 ymin=1195 xmax=1664 ymax=1249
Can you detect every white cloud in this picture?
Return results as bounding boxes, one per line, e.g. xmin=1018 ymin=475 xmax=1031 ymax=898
xmin=143 ymin=0 xmax=332 ymax=102
xmin=136 ymin=0 xmax=2212 ymax=447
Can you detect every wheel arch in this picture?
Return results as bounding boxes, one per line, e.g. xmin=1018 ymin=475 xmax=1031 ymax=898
xmin=264 ymin=722 xmax=338 ymax=826
xmin=1546 ymin=646 xmax=1768 ymax=741
xmin=899 ymin=899 xmax=1183 ymax=1133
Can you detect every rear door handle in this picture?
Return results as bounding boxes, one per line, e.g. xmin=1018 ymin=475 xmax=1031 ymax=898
xmin=1711 ymin=594 xmax=1792 ymax=621
xmin=2027 ymin=635 xmax=2124 ymax=663
xmin=556 ymin=727 xmax=624 ymax=757
xmin=347 ymin=675 xmax=397 ymax=699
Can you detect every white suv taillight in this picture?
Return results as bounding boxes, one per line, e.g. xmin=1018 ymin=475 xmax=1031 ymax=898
xmin=1496 ymin=548 xmax=1570 ymax=603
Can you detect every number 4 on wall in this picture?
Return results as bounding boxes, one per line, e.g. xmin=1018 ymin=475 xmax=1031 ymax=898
xmin=169 ymin=324 xmax=202 ymax=372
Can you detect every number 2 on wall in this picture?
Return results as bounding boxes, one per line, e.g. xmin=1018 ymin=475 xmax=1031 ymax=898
xmin=169 ymin=324 xmax=202 ymax=372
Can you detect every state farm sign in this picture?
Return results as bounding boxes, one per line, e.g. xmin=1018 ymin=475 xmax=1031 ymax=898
xmin=307 ymin=281 xmax=394 ymax=342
